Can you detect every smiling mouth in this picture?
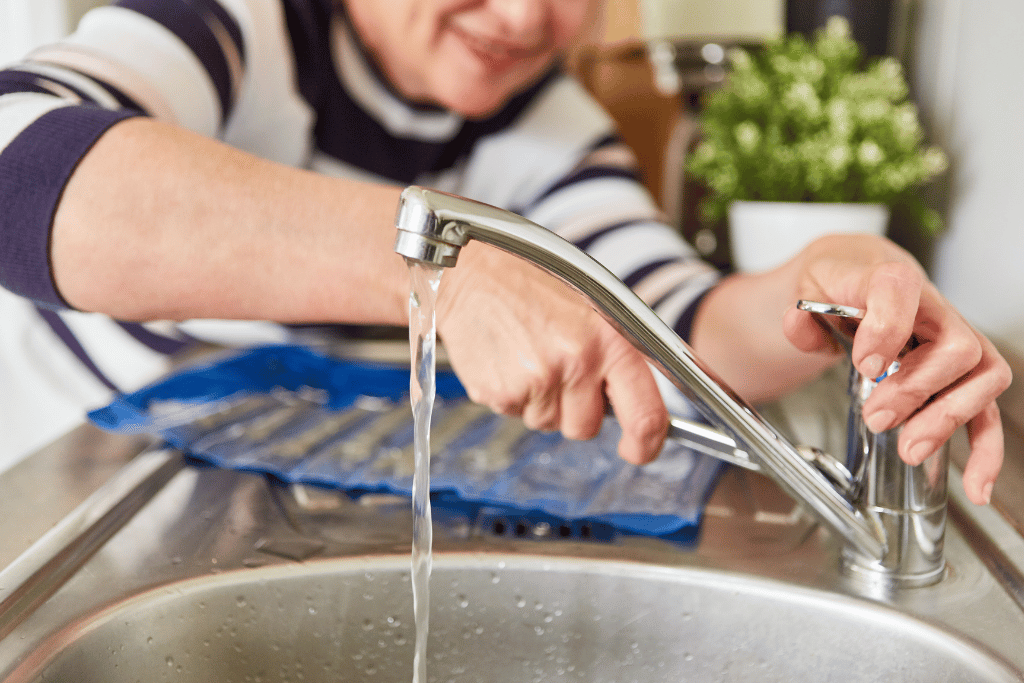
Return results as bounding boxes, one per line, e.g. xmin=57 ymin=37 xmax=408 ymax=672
xmin=450 ymin=26 xmax=544 ymax=70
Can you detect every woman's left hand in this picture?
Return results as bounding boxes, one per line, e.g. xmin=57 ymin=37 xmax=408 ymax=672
xmin=782 ymin=234 xmax=1012 ymax=506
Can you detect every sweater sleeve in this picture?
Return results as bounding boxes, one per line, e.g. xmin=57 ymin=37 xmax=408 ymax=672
xmin=0 ymin=0 xmax=249 ymax=308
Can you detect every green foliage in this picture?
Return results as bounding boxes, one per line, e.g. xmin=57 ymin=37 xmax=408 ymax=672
xmin=687 ymin=17 xmax=947 ymax=234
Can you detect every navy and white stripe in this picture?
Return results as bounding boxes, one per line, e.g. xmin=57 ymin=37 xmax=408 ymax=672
xmin=112 ymin=0 xmax=246 ymax=125
xmin=0 ymin=0 xmax=719 ymax=419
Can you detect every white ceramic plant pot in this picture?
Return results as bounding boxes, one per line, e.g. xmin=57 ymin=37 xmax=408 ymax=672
xmin=728 ymin=201 xmax=890 ymax=273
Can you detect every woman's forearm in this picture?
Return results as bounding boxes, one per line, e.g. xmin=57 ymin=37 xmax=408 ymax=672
xmin=52 ymin=117 xmax=410 ymax=325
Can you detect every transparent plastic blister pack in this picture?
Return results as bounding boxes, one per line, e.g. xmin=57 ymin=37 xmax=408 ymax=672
xmin=89 ymin=345 xmax=723 ymax=540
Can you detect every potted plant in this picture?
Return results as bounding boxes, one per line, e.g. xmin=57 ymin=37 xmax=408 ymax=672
xmin=686 ymin=16 xmax=948 ymax=272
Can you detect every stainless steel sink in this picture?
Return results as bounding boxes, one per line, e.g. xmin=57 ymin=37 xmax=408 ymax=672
xmin=1 ymin=351 xmax=1023 ymax=683
xmin=7 ymin=553 xmax=1023 ymax=683
xmin=0 ymin=438 xmax=1022 ymax=683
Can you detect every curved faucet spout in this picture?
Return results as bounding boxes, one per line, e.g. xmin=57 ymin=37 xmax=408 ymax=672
xmin=393 ymin=186 xmax=885 ymax=561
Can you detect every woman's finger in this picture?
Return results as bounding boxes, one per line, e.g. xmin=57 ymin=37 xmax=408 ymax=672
xmin=852 ymin=261 xmax=924 ymax=379
xmin=602 ymin=339 xmax=668 ymax=465
xmin=961 ymin=401 xmax=1005 ymax=505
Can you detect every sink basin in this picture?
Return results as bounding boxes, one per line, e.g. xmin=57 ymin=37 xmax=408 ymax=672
xmin=1 ymin=442 xmax=1022 ymax=683
xmin=4 ymin=552 xmax=1022 ymax=683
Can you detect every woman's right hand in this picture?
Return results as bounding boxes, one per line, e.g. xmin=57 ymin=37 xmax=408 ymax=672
xmin=435 ymin=242 xmax=670 ymax=466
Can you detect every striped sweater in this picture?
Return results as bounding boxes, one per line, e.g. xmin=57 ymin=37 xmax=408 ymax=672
xmin=0 ymin=0 xmax=719 ymax=460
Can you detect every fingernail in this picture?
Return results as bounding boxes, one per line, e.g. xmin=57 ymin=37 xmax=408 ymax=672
xmin=864 ymin=409 xmax=895 ymax=433
xmin=982 ymin=482 xmax=994 ymax=505
xmin=907 ymin=440 xmax=935 ymax=465
xmin=860 ymin=354 xmax=886 ymax=380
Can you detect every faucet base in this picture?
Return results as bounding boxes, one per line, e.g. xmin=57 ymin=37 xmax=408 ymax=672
xmin=840 ymin=554 xmax=947 ymax=595
xmin=840 ymin=503 xmax=948 ymax=591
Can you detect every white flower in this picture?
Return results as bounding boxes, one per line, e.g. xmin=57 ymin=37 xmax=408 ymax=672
xmin=770 ymin=54 xmax=795 ymax=78
xmin=691 ymin=141 xmax=717 ymax=165
xmin=825 ymin=15 xmax=851 ymax=40
xmin=826 ymin=99 xmax=854 ymax=139
xmin=891 ymin=103 xmax=922 ymax=150
xmin=734 ymin=121 xmax=761 ymax=153
xmin=783 ymin=81 xmax=822 ymax=119
xmin=877 ymin=165 xmax=913 ymax=194
xmin=728 ymin=47 xmax=753 ymax=71
xmin=796 ymin=55 xmax=826 ymax=83
xmin=876 ymin=58 xmax=903 ymax=85
xmin=857 ymin=99 xmax=889 ymax=123
xmin=874 ymin=58 xmax=908 ymax=100
xmin=733 ymin=71 xmax=769 ymax=104
xmin=858 ymin=140 xmax=885 ymax=168
xmin=922 ymin=147 xmax=949 ymax=175
xmin=825 ymin=143 xmax=852 ymax=173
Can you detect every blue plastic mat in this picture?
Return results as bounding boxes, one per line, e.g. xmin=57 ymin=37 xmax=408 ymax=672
xmin=90 ymin=345 xmax=722 ymax=543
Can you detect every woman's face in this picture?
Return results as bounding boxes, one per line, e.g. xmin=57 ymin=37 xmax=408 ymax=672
xmin=345 ymin=0 xmax=597 ymax=118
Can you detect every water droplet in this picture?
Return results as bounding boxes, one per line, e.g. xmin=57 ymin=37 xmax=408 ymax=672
xmin=308 ymin=606 xmax=317 ymax=615
xmin=362 ymin=619 xmax=374 ymax=631
xmin=146 ymin=637 xmax=153 ymax=646
xmin=165 ymin=656 xmax=174 ymax=667
xmin=236 ymin=596 xmax=246 ymax=608
xmin=515 ymin=596 xmax=526 ymax=608
xmin=386 ymin=615 xmax=401 ymax=627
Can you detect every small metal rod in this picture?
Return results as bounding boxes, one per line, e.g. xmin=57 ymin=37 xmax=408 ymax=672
xmin=667 ymin=414 xmax=761 ymax=472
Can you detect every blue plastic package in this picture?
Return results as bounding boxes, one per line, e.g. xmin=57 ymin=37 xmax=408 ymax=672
xmin=89 ymin=344 xmax=723 ymax=541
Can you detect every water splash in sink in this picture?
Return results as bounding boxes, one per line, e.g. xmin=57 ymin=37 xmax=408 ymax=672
xmin=407 ymin=261 xmax=443 ymax=683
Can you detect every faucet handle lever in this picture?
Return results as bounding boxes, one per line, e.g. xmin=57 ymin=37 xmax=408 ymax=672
xmin=797 ymin=299 xmax=862 ymax=355
xmin=797 ymin=300 xmax=919 ymax=373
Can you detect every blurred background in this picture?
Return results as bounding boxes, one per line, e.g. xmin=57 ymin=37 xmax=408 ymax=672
xmin=2 ymin=0 xmax=1022 ymax=359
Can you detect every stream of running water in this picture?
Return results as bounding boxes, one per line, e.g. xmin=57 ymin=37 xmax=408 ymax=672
xmin=407 ymin=261 xmax=443 ymax=683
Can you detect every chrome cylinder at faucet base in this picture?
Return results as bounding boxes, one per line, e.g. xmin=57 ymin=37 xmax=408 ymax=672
xmin=841 ymin=503 xmax=947 ymax=589
xmin=841 ymin=366 xmax=949 ymax=588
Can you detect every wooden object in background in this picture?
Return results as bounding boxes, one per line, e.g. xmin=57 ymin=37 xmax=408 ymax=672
xmin=570 ymin=41 xmax=684 ymax=214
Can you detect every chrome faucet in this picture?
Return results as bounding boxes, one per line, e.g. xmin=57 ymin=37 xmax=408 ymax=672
xmin=393 ymin=186 xmax=946 ymax=588
xmin=799 ymin=300 xmax=946 ymax=588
